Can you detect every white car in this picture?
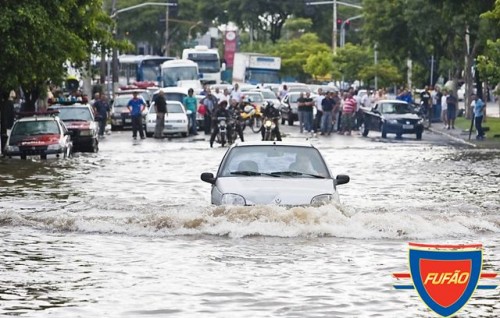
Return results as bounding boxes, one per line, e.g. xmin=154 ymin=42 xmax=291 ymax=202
xmin=145 ymin=101 xmax=189 ymax=137
xmin=201 ymin=141 xmax=350 ymax=206
xmin=251 ymin=88 xmax=280 ymax=108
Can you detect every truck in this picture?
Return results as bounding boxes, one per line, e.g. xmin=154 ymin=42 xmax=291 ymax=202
xmin=232 ymin=53 xmax=281 ymax=85
xmin=182 ymin=45 xmax=224 ymax=85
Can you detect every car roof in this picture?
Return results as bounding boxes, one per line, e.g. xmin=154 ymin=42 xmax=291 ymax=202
xmin=231 ymin=140 xmax=316 ymax=148
xmin=153 ymin=87 xmax=191 ymax=94
xmin=115 ymin=89 xmax=147 ymax=95
xmin=376 ymin=99 xmax=409 ymax=104
xmin=16 ymin=115 xmax=60 ymax=122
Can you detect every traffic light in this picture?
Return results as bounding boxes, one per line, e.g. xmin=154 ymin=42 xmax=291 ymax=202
xmin=337 ymin=19 xmax=342 ymax=29
xmin=345 ymin=20 xmax=350 ymax=31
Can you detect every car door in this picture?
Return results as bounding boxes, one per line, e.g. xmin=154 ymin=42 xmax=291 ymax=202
xmin=364 ymin=103 xmax=383 ymax=131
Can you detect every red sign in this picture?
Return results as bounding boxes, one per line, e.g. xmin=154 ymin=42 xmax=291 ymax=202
xmin=224 ymin=31 xmax=237 ymax=67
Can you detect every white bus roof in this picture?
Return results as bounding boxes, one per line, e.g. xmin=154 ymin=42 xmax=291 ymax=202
xmin=161 ymin=59 xmax=199 ymax=68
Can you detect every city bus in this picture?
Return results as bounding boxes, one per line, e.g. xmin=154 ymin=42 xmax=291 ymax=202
xmin=160 ymin=59 xmax=202 ymax=91
xmin=118 ymin=55 xmax=174 ymax=86
xmin=182 ymin=46 xmax=224 ymax=85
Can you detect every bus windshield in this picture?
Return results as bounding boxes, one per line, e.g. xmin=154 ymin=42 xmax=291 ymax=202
xmin=161 ymin=67 xmax=199 ymax=87
xmin=139 ymin=58 xmax=172 ymax=82
xmin=187 ymin=53 xmax=219 ymax=73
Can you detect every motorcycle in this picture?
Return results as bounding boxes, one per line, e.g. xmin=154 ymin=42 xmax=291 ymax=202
xmin=215 ymin=116 xmax=228 ymax=147
xmin=415 ymin=102 xmax=431 ymax=129
xmin=263 ymin=117 xmax=280 ymax=141
xmin=239 ymin=103 xmax=263 ymax=133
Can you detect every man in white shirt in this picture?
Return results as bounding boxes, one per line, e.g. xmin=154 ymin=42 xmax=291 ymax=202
xmin=214 ymin=87 xmax=224 ymax=102
xmin=441 ymin=89 xmax=448 ymax=128
xmin=313 ymin=88 xmax=325 ymax=134
xmin=230 ymin=83 xmax=242 ymax=103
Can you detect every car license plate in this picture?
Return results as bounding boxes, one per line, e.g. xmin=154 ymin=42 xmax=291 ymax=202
xmin=403 ymin=124 xmax=413 ymax=129
xmin=125 ymin=119 xmax=131 ymax=123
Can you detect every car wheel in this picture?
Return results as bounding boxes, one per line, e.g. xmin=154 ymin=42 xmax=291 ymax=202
xmin=396 ymin=133 xmax=402 ymax=139
xmin=41 ymin=154 xmax=47 ymax=160
xmin=416 ymin=131 xmax=422 ymax=140
xmin=220 ymin=132 xmax=226 ymax=147
xmin=111 ymin=125 xmax=118 ymax=131
xmin=381 ymin=124 xmax=387 ymax=138
xmin=21 ymin=154 xmax=27 ymax=160
xmin=181 ymin=132 xmax=188 ymax=137
xmin=92 ymin=140 xmax=99 ymax=153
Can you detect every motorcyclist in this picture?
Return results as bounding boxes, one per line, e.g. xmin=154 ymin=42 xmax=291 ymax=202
xmin=210 ymin=100 xmax=233 ymax=148
xmin=260 ymin=101 xmax=282 ymax=141
xmin=228 ymin=100 xmax=245 ymax=142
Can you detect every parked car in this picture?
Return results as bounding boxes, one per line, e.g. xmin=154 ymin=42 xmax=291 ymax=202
xmin=279 ymin=91 xmax=302 ymax=125
xmin=242 ymin=91 xmax=266 ymax=110
xmin=150 ymin=87 xmax=204 ymax=131
xmin=145 ymin=101 xmax=189 ymax=137
xmin=361 ymin=99 xmax=424 ymax=140
xmin=251 ymin=88 xmax=280 ymax=108
xmin=48 ymin=103 xmax=98 ymax=152
xmin=3 ymin=112 xmax=73 ymax=159
xmin=200 ymin=141 xmax=350 ymax=206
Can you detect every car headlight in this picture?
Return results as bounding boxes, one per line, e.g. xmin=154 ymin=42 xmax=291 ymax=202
xmin=311 ymin=194 xmax=334 ymax=206
xmin=5 ymin=145 xmax=19 ymax=152
xmin=47 ymin=143 xmax=63 ymax=151
xmin=388 ymin=119 xmax=399 ymax=124
xmin=80 ymin=129 xmax=92 ymax=136
xmin=417 ymin=119 xmax=423 ymax=124
xmin=221 ymin=193 xmax=246 ymax=205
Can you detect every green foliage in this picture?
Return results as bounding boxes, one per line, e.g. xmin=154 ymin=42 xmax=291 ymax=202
xmin=0 ymin=0 xmax=113 ymax=108
xmin=331 ymin=44 xmax=371 ymax=82
xmin=358 ymin=60 xmax=403 ymax=88
xmin=304 ymin=51 xmax=334 ymax=79
xmin=477 ymin=39 xmax=500 ymax=85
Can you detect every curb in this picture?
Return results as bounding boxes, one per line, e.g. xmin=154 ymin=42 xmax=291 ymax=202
xmin=428 ymin=127 xmax=477 ymax=148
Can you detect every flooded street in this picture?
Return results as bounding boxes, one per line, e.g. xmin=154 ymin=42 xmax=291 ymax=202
xmin=1 ymin=127 xmax=499 ymax=317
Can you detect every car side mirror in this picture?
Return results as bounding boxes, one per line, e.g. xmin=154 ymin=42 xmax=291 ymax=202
xmin=201 ymin=172 xmax=216 ymax=184
xmin=335 ymin=174 xmax=350 ymax=185
xmin=65 ymin=131 xmax=74 ymax=136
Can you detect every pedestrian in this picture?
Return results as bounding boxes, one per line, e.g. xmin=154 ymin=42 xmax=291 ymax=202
xmin=201 ymin=89 xmax=218 ymax=135
xmin=432 ymin=85 xmax=442 ymax=118
xmin=92 ymin=92 xmax=110 ymax=139
xmin=302 ymin=92 xmax=314 ymax=134
xmin=332 ymin=90 xmax=342 ymax=132
xmin=471 ymin=93 xmax=486 ymax=140
xmin=446 ymin=93 xmax=457 ymax=130
xmin=279 ymin=84 xmax=288 ymax=100
xmin=153 ymin=90 xmax=167 ymax=139
xmin=340 ymin=92 xmax=357 ymax=135
xmin=183 ymin=88 xmax=198 ymax=136
xmin=314 ymin=88 xmax=325 ymax=134
xmin=320 ymin=91 xmax=335 ymax=135
xmin=230 ymin=83 xmax=242 ymax=104
xmin=127 ymin=91 xmax=146 ymax=140
xmin=441 ymin=89 xmax=448 ymax=128
xmin=420 ymin=86 xmax=432 ymax=124
xmin=297 ymin=92 xmax=306 ymax=133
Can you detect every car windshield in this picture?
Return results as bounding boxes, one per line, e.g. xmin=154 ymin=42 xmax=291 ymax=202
xmin=245 ymin=93 xmax=264 ymax=103
xmin=51 ymin=107 xmax=93 ymax=121
xmin=289 ymin=94 xmax=301 ymax=103
xmin=258 ymin=90 xmax=277 ymax=99
xmin=219 ymin=145 xmax=330 ymax=178
xmin=149 ymin=102 xmax=185 ymax=114
xmin=380 ymin=102 xmax=414 ymax=114
xmin=114 ymin=96 xmax=132 ymax=108
xmin=11 ymin=120 xmax=60 ymax=136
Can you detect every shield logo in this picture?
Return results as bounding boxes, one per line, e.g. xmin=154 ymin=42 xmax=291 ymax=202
xmin=408 ymin=243 xmax=483 ymax=317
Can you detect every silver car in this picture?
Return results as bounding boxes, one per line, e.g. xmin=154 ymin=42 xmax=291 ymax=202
xmin=201 ymin=141 xmax=349 ymax=206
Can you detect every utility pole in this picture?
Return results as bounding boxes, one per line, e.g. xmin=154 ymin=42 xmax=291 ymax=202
xmin=111 ymin=0 xmax=118 ymax=96
xmin=332 ymin=0 xmax=337 ymax=54
xmin=429 ymin=54 xmax=434 ymax=87
xmin=165 ymin=4 xmax=169 ymax=56
xmin=374 ymin=43 xmax=378 ymax=91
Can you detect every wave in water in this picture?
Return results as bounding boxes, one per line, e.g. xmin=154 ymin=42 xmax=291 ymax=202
xmin=1 ymin=201 xmax=498 ymax=239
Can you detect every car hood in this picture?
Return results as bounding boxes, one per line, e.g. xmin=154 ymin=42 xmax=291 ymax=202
xmin=383 ymin=113 xmax=420 ymax=121
xmin=64 ymin=121 xmax=91 ymax=129
xmin=16 ymin=135 xmax=60 ymax=146
xmin=216 ymin=177 xmax=336 ymax=205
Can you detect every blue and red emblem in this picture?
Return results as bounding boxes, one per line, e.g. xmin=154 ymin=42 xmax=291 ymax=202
xmin=393 ymin=243 xmax=498 ymax=317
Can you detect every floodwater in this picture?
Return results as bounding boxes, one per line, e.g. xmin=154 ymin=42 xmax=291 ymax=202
xmin=0 ymin=128 xmax=499 ymax=317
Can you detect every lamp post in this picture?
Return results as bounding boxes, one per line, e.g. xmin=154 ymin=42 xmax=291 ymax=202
xmin=340 ymin=14 xmax=363 ymax=47
xmin=188 ymin=21 xmax=203 ymax=42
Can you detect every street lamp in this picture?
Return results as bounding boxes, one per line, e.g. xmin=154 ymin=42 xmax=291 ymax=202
xmin=188 ymin=21 xmax=203 ymax=42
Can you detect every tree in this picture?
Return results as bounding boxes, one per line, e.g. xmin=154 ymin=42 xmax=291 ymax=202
xmin=304 ymin=51 xmax=334 ymax=80
xmin=331 ymin=44 xmax=371 ymax=83
xmin=0 ymin=0 xmax=113 ymax=112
